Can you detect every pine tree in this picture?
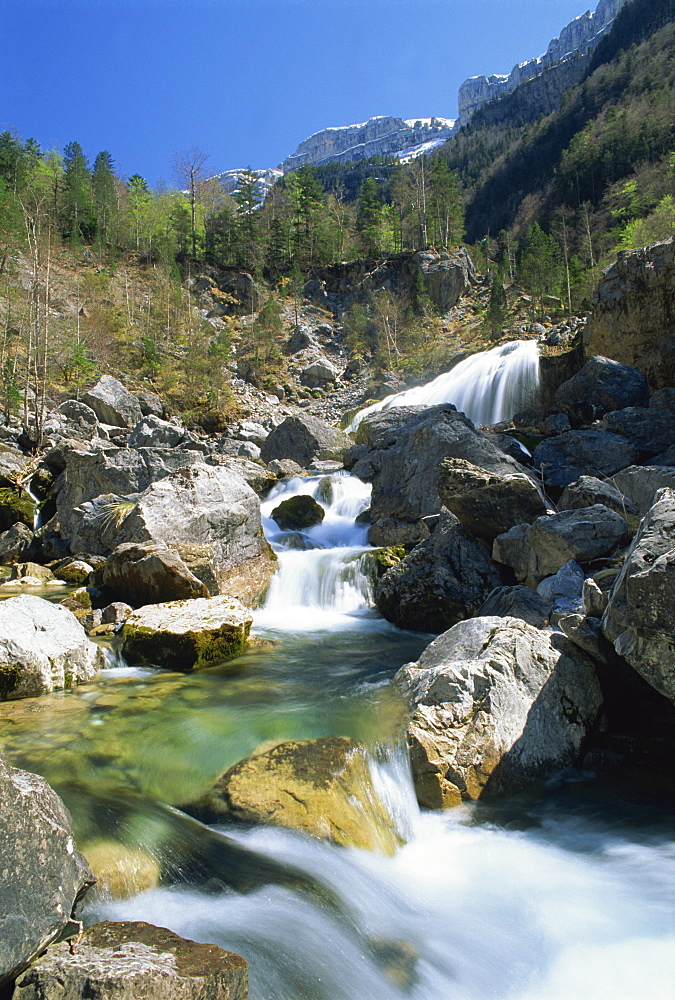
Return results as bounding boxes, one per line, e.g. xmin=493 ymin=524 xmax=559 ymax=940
xmin=92 ymin=151 xmax=117 ymax=252
xmin=61 ymin=141 xmax=95 ymax=242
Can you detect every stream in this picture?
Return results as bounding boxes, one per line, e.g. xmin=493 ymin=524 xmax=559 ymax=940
xmin=1 ymin=345 xmax=674 ymax=999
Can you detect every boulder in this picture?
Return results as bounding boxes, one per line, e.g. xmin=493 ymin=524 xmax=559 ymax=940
xmin=437 ymin=457 xmax=548 ymax=541
xmin=300 ymin=357 xmax=340 ymax=388
xmin=394 ymin=616 xmax=602 ymax=808
xmin=367 ymin=518 xmax=430 ymax=547
xmin=260 ymin=414 xmax=353 ymax=469
xmin=609 ymin=466 xmax=675 ymax=514
xmin=654 ymin=444 xmax=675 ymax=466
xmin=100 ymin=602 xmax=133 ymax=626
xmin=554 ymin=355 xmax=649 ymax=422
xmin=493 ymin=505 xmax=629 ymax=586
xmin=0 ymin=755 xmax=95 ymax=987
xmin=375 ymin=510 xmax=501 ymax=632
xmin=192 ymin=737 xmax=401 ymax=854
xmin=208 ymin=455 xmax=277 ymax=495
xmin=83 ymin=374 xmax=143 ymax=428
xmin=0 ymin=522 xmax=33 ymax=564
xmin=102 ymin=542 xmax=210 ymax=607
xmin=649 ymin=387 xmax=675 ymax=412
xmin=0 ymin=595 xmax=105 ymax=700
xmin=0 ymin=486 xmax=35 ymax=532
xmin=475 ymin=585 xmax=551 ymax=628
xmin=598 ymin=407 xmax=675 ymax=456
xmin=52 ymin=558 xmax=95 ymax=585
xmin=284 ymin=327 xmax=315 ymax=354
xmin=10 ymin=562 xmax=55 ymax=583
xmin=55 ymin=399 xmax=99 ymax=428
xmin=134 ymin=388 xmax=165 ymax=417
xmin=271 ymin=494 xmax=325 ymax=531
xmin=532 ymin=429 xmax=637 ymax=491
xmin=602 ymin=487 xmax=675 ymax=702
xmin=558 ymin=475 xmax=638 ymax=517
xmin=237 ymin=441 xmax=261 ymax=461
xmin=536 ymin=559 xmax=585 ymax=621
xmin=266 ymin=458 xmax=308 ymax=479
xmin=0 ymin=443 xmax=29 ymax=486
xmin=127 ymin=415 xmax=187 ymax=449
xmin=414 ymin=248 xmax=476 ymax=311
xmin=16 ymin=921 xmax=248 ymax=1000
xmin=122 ymin=595 xmax=253 ymax=671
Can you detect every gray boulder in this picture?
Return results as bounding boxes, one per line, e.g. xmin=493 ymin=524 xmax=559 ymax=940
xmin=54 ymin=399 xmax=99 ymax=429
xmin=532 ymin=429 xmax=636 ymax=490
xmin=438 ymin=457 xmax=548 ymax=541
xmin=598 ymin=407 xmax=675 ymax=456
xmin=0 ymin=756 xmax=95 ymax=987
xmin=0 ymin=595 xmax=105 ymax=700
xmin=16 ymin=921 xmax=248 ymax=1000
xmin=650 ymin=387 xmax=675 ymax=412
xmin=284 ymin=327 xmax=315 ymax=354
xmin=134 ymin=388 xmax=165 ymax=417
xmin=102 ymin=542 xmax=210 ymax=607
xmin=127 ymin=415 xmax=187 ymax=449
xmin=654 ymin=444 xmax=675 ymax=466
xmin=554 ymin=356 xmax=649 ymax=422
xmin=493 ymin=505 xmax=629 ymax=585
xmin=374 ymin=510 xmax=501 ymax=632
xmin=415 ymin=248 xmax=476 ymax=311
xmin=609 ymin=466 xmax=675 ymax=514
xmin=260 ymin=414 xmax=352 ymax=469
xmin=83 ymin=374 xmax=143 ymax=428
xmin=395 ymin=616 xmax=602 ymax=808
xmin=559 ymin=475 xmax=638 ymax=517
xmin=300 ymin=357 xmax=340 ymax=388
xmin=602 ymin=487 xmax=675 ymax=701
xmin=0 ymin=522 xmax=33 ymax=564
xmin=476 ymin=585 xmax=551 ymax=628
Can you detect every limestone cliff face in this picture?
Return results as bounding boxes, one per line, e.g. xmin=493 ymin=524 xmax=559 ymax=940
xmin=584 ymin=237 xmax=675 ymax=390
xmin=457 ymin=0 xmax=629 ymax=127
xmin=280 ymin=116 xmax=455 ymax=172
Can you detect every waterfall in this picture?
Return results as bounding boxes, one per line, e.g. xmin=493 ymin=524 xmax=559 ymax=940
xmin=349 ymin=339 xmax=541 ymax=431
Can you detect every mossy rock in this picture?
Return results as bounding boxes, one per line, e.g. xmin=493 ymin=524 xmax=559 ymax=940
xmin=271 ymin=494 xmax=325 ymax=531
xmin=0 ymin=487 xmax=35 ymax=532
xmin=29 ymin=468 xmax=56 ymax=501
xmin=360 ymin=547 xmax=406 ymax=581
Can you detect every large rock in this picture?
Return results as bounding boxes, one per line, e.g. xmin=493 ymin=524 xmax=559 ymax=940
xmin=598 ymin=406 xmax=675 ymax=457
xmin=83 ymin=374 xmax=143 ymax=428
xmin=375 ymin=510 xmax=501 ymax=632
xmin=102 ymin=542 xmax=210 ymax=607
xmin=558 ymin=475 xmax=638 ymax=517
xmin=0 ymin=755 xmax=95 ymax=986
xmin=476 ymin=585 xmax=551 ymax=628
xmin=437 ymin=457 xmax=548 ymax=541
xmin=493 ymin=504 xmax=629 ymax=586
xmin=394 ymin=616 xmax=602 ymax=808
xmin=0 ymin=522 xmax=33 ymax=564
xmin=585 ymin=237 xmax=675 ymax=389
xmin=271 ymin=494 xmax=325 ymax=531
xmin=16 ymin=921 xmax=248 ymax=1000
xmin=114 ymin=464 xmax=275 ymax=602
xmin=602 ymin=487 xmax=675 ymax=701
xmin=127 ymin=415 xmax=188 ymax=449
xmin=554 ymin=355 xmax=649 ymax=422
xmin=193 ymin=737 xmax=401 ymax=854
xmin=609 ymin=466 xmax=675 ymax=514
xmin=348 ymin=404 xmax=526 ymax=529
xmin=0 ymin=595 xmax=105 ymax=700
xmin=532 ymin=429 xmax=636 ymax=490
xmin=260 ymin=414 xmax=352 ymax=469
xmin=300 ymin=356 xmax=340 ymax=388
xmin=122 ymin=595 xmax=253 ymax=671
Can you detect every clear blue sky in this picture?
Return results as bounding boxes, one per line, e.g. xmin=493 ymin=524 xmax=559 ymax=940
xmin=3 ymin=0 xmax=592 ymax=186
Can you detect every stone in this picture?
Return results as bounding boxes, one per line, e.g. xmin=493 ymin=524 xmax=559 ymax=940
xmin=649 ymin=387 xmax=675 ymax=412
xmin=83 ymin=374 xmax=143 ymax=428
xmin=284 ymin=327 xmax=315 ymax=354
xmin=237 ymin=420 xmax=268 ymax=446
xmin=0 ymin=486 xmax=35 ymax=533
xmin=52 ymin=559 xmax=94 ymax=585
xmin=602 ymin=487 xmax=675 ymax=701
xmin=0 ymin=755 xmax=95 ymax=987
xmin=134 ymin=388 xmax=165 ymax=417
xmin=475 ymin=585 xmax=551 ymax=628
xmin=84 ymin=843 xmax=161 ymax=899
xmin=122 ymin=595 xmax=253 ymax=671
xmin=127 ymin=415 xmax=187 ymax=449
xmin=554 ymin=355 xmax=649 ymax=422
xmin=375 ymin=510 xmax=501 ymax=632
xmin=193 ymin=737 xmax=401 ymax=854
xmin=102 ymin=542 xmax=210 ymax=607
xmin=536 ymin=559 xmax=585 ymax=620
xmin=16 ymin=921 xmax=248 ymax=1000
xmin=208 ymin=456 xmax=277 ymax=495
xmin=532 ymin=429 xmax=637 ymax=490
xmin=558 ymin=475 xmax=638 ymax=517
xmin=55 ymin=399 xmax=99 ymax=427
xmin=367 ymin=518 xmax=430 ymax=548
xmin=394 ymin=616 xmax=602 ymax=808
xmin=100 ymin=601 xmax=133 ymax=626
xmin=260 ymin=414 xmax=353 ymax=469
xmin=10 ymin=561 xmax=55 ymax=583
xmin=598 ymin=406 xmax=675 ymax=456
xmin=493 ymin=505 xmax=629 ymax=585
xmin=583 ymin=577 xmax=607 ymax=618
xmin=542 ymin=412 xmax=572 ymax=435
xmin=437 ymin=457 xmax=548 ymax=541
xmin=0 ymin=521 xmax=33 ymax=564
xmin=0 ymin=595 xmax=105 ymax=700
xmin=271 ymin=494 xmax=325 ymax=531
xmin=609 ymin=466 xmax=675 ymax=514
xmin=300 ymin=357 xmax=340 ymax=388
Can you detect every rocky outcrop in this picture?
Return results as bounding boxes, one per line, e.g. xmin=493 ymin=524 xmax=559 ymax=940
xmin=609 ymin=466 xmax=675 ymax=514
xmin=16 ymin=921 xmax=248 ymax=1000
xmin=585 ymin=237 xmax=675 ymax=389
xmin=122 ymin=595 xmax=253 ymax=670
xmin=101 ymin=542 xmax=210 ymax=606
xmin=395 ymin=616 xmax=602 ymax=808
xmin=602 ymin=487 xmax=675 ymax=701
xmin=0 ymin=595 xmax=105 ymax=700
xmin=0 ymin=755 xmax=95 ymax=986
xmin=83 ymin=374 xmax=143 ymax=428
xmin=260 ymin=414 xmax=353 ymax=468
xmin=193 ymin=737 xmax=401 ymax=854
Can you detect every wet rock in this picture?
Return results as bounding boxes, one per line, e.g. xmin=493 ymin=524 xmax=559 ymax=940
xmin=102 ymin=542 xmax=210 ymax=607
xmin=260 ymin=414 xmax=352 ymax=468
xmin=271 ymin=494 xmax=325 ymax=531
xmin=476 ymin=585 xmax=551 ymax=628
xmin=558 ymin=475 xmax=638 ymax=517
xmin=375 ymin=510 xmax=501 ymax=632
xmin=437 ymin=457 xmax=548 ymax=541
xmin=532 ymin=429 xmax=636 ymax=491
xmin=0 ymin=595 xmax=105 ymax=700
xmin=194 ymin=737 xmax=401 ymax=854
xmin=554 ymin=355 xmax=649 ymax=423
xmin=84 ymin=842 xmax=161 ymax=899
xmin=0 ymin=755 xmax=95 ymax=987
xmin=83 ymin=374 xmax=143 ymax=428
xmin=0 ymin=521 xmax=33 ymax=564
xmin=16 ymin=921 xmax=248 ymax=1000
xmin=609 ymin=466 xmax=675 ymax=514
xmin=395 ymin=616 xmax=602 ymax=808
xmin=367 ymin=518 xmax=430 ymax=547
xmin=122 ymin=595 xmax=253 ymax=671
xmin=602 ymin=487 xmax=675 ymax=701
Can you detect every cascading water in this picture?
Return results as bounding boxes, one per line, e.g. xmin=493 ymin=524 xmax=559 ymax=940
xmin=349 ymin=339 xmax=541 ymax=430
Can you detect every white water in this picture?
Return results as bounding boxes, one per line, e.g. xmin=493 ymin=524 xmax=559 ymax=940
xmin=349 ymin=339 xmax=541 ymax=430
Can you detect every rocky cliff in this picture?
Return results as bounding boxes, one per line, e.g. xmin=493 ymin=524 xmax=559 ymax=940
xmin=280 ymin=116 xmax=455 ymax=172
xmin=584 ymin=236 xmax=675 ymax=389
xmin=457 ymin=0 xmax=630 ymax=127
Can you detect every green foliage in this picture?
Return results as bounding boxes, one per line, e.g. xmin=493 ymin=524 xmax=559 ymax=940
xmin=487 ymin=274 xmax=508 ymax=334
xmin=342 ymin=303 xmax=371 ymax=356
xmin=614 ymin=194 xmax=675 ymax=250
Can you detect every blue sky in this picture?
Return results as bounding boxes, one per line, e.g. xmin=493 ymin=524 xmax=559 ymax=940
xmin=3 ymin=0 xmax=592 ymax=185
